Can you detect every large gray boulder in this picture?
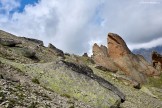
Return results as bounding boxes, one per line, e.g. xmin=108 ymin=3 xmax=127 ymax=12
xmin=14 ymin=47 xmax=36 ymax=58
xmin=0 ymin=38 xmax=21 ymax=47
xmin=22 ymin=37 xmax=44 ymax=46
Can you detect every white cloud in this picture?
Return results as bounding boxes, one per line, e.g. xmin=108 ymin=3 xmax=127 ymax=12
xmin=0 ymin=0 xmax=20 ymax=15
xmin=139 ymin=0 xmax=161 ymax=4
xmin=128 ymin=37 xmax=162 ymax=50
xmin=0 ymin=0 xmax=162 ymax=55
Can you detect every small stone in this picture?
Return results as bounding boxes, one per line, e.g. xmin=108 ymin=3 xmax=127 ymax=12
xmin=82 ymin=53 xmax=88 ymax=57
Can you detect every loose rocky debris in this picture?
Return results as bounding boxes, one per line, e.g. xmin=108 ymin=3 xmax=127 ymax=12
xmin=0 ymin=62 xmax=93 ymax=108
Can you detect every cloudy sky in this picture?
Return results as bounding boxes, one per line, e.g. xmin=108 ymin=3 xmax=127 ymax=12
xmin=0 ymin=0 xmax=162 ymax=55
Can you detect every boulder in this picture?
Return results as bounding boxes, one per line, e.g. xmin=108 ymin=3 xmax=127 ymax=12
xmin=82 ymin=53 xmax=88 ymax=57
xmin=22 ymin=37 xmax=44 ymax=46
xmin=48 ymin=43 xmax=64 ymax=57
xmin=15 ymin=47 xmax=36 ymax=58
xmin=65 ymin=53 xmax=70 ymax=56
xmin=0 ymin=38 xmax=22 ymax=47
xmin=61 ymin=60 xmax=94 ymax=76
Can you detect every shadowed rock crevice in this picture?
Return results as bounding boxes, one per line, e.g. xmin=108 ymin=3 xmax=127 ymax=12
xmin=108 ymin=35 xmax=120 ymax=45
xmin=95 ymin=65 xmax=116 ymax=72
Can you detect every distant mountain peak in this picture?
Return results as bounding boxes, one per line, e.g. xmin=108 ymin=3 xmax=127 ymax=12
xmin=133 ymin=45 xmax=162 ymax=62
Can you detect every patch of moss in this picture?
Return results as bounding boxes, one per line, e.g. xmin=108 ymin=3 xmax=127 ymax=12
xmin=0 ymin=91 xmax=5 ymax=101
xmin=61 ymin=93 xmax=71 ymax=98
xmin=32 ymin=78 xmax=40 ymax=84
xmin=69 ymin=105 xmax=75 ymax=108
xmin=147 ymin=74 xmax=162 ymax=88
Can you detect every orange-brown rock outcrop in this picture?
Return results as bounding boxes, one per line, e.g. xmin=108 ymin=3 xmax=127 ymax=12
xmin=92 ymin=43 xmax=118 ymax=72
xmin=108 ymin=33 xmax=131 ymax=58
xmin=92 ymin=33 xmax=161 ymax=83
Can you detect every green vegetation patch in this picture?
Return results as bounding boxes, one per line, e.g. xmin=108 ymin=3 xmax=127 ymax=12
xmin=147 ymin=74 xmax=162 ymax=88
xmin=32 ymin=78 xmax=40 ymax=84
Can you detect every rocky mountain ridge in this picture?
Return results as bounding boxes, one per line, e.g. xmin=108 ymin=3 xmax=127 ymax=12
xmin=0 ymin=30 xmax=162 ymax=108
xmin=133 ymin=45 xmax=162 ymax=63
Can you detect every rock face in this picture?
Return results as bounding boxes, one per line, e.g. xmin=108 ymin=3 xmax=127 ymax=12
xmin=152 ymin=51 xmax=162 ymax=71
xmin=92 ymin=43 xmax=118 ymax=72
xmin=108 ymin=33 xmax=131 ymax=58
xmin=62 ymin=60 xmax=125 ymax=102
xmin=93 ymin=33 xmax=161 ymax=83
xmin=48 ymin=43 xmax=64 ymax=57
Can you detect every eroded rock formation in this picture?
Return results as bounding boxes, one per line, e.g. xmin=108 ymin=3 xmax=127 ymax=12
xmin=93 ymin=33 xmax=161 ymax=84
xmin=108 ymin=33 xmax=131 ymax=58
xmin=152 ymin=51 xmax=162 ymax=71
xmin=92 ymin=43 xmax=118 ymax=72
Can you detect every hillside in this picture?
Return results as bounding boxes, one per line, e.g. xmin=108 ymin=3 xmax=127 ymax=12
xmin=133 ymin=46 xmax=162 ymax=63
xmin=0 ymin=30 xmax=162 ymax=108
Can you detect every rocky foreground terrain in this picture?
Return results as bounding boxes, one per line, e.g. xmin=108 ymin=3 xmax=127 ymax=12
xmin=0 ymin=30 xmax=162 ymax=108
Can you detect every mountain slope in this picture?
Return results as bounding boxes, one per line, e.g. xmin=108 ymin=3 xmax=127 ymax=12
xmin=0 ymin=30 xmax=162 ymax=108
